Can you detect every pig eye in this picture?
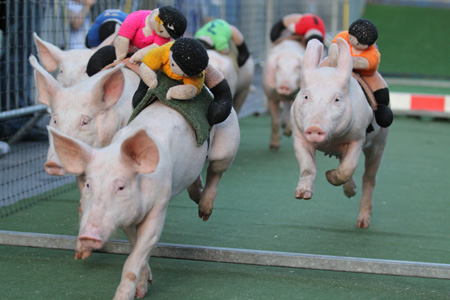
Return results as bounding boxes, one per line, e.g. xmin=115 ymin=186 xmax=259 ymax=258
xmin=80 ymin=115 xmax=92 ymax=128
xmin=335 ymin=98 xmax=340 ymax=102
xmin=86 ymin=183 xmax=90 ymax=188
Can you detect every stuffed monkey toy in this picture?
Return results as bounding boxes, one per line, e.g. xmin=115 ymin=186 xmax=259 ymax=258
xmin=329 ymin=18 xmax=393 ymax=128
xmin=86 ymin=6 xmax=187 ymax=77
xmin=85 ymin=9 xmax=127 ymax=48
xmin=137 ymin=37 xmax=232 ymax=125
xmin=138 ymin=37 xmax=209 ymax=102
xmin=194 ymin=19 xmax=250 ymax=67
xmin=270 ymin=13 xmax=326 ymax=45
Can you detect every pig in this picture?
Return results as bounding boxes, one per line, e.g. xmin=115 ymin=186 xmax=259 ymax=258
xmin=207 ymin=49 xmax=254 ymax=114
xmin=30 ymin=55 xmax=140 ymax=258
xmin=48 ymin=100 xmax=240 ymax=299
xmin=29 ymin=54 xmax=139 ymax=176
xmin=291 ymin=38 xmax=389 ymax=229
xmin=263 ymin=39 xmax=305 ymax=150
xmin=33 ymin=32 xmax=117 ymax=87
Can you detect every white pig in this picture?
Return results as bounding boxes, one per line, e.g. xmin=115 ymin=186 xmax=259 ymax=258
xmin=263 ymin=39 xmax=305 ymax=150
xmin=48 ymin=100 xmax=240 ymax=299
xmin=29 ymin=54 xmax=140 ymax=176
xmin=30 ymin=55 xmax=139 ymax=259
xmin=33 ymin=32 xmax=116 ymax=87
xmin=291 ymin=38 xmax=388 ymax=228
xmin=207 ymin=49 xmax=254 ymax=114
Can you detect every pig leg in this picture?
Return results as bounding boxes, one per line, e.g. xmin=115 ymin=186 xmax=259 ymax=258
xmin=268 ymin=98 xmax=281 ymax=150
xmin=343 ymin=175 xmax=357 ymax=198
xmin=358 ymin=129 xmax=388 ymax=228
xmin=122 ymin=226 xmax=153 ymax=296
xmin=74 ymin=175 xmax=94 ymax=260
xmin=326 ymin=140 xmax=364 ymax=186
xmin=232 ymin=86 xmax=251 ymax=114
xmin=187 ymin=175 xmax=203 ymax=204
xmin=198 ymin=110 xmax=239 ymax=221
xmin=281 ymin=101 xmax=292 ymax=137
xmin=292 ymin=127 xmax=317 ymax=199
xmin=114 ymin=202 xmax=169 ymax=300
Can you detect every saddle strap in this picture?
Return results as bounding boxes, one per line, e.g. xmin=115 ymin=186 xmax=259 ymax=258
xmin=101 ymin=57 xmax=141 ymax=76
xmin=352 ymin=72 xmax=378 ymax=111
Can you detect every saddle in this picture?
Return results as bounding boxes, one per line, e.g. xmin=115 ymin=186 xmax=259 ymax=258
xmin=352 ymin=72 xmax=378 ymax=111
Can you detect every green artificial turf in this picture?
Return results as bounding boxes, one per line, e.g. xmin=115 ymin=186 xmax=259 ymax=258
xmin=363 ymin=4 xmax=450 ymax=78
xmin=1 ymin=115 xmax=450 ymax=299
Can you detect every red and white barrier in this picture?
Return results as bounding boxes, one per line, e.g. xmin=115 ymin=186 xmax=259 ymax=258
xmin=390 ymin=92 xmax=450 ymax=117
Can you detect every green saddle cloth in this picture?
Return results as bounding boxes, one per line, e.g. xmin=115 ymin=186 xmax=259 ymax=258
xmin=128 ymin=72 xmax=213 ymax=146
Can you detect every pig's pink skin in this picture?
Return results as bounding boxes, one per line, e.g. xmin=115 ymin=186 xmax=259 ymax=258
xmin=33 ymin=33 xmax=92 ymax=87
xmin=33 ymin=32 xmax=116 ymax=87
xmin=30 ymin=54 xmax=140 ymax=174
xmin=48 ymin=101 xmax=240 ymax=299
xmin=263 ymin=39 xmax=305 ymax=150
xmin=291 ymin=38 xmax=388 ymax=229
xmin=30 ymin=54 xmax=139 ymax=259
xmin=206 ymin=49 xmax=254 ymax=114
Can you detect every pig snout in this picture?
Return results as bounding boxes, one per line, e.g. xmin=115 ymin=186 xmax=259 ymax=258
xmin=277 ymin=84 xmax=292 ymax=96
xmin=304 ymin=126 xmax=327 ymax=143
xmin=44 ymin=160 xmax=67 ymax=176
xmin=78 ymin=232 xmax=104 ymax=249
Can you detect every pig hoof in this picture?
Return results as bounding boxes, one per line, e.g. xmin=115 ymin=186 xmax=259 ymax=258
xmin=343 ymin=180 xmax=357 ymax=198
xmin=295 ymin=188 xmax=312 ymax=200
xmin=198 ymin=210 xmax=211 ymax=221
xmin=135 ymin=285 xmax=148 ymax=299
xmin=283 ymin=128 xmax=292 ymax=137
xmin=325 ymin=169 xmax=345 ymax=186
xmin=269 ymin=144 xmax=280 ymax=151
xmin=357 ymin=219 xmax=370 ymax=229
xmin=357 ymin=214 xmax=371 ymax=229
xmin=74 ymin=247 xmax=92 ymax=260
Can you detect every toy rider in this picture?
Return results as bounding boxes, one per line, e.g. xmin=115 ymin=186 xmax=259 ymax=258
xmin=330 ymin=18 xmax=393 ymax=128
xmin=138 ymin=37 xmax=209 ymax=103
xmin=270 ymin=13 xmax=326 ymax=46
xmin=86 ymin=6 xmax=187 ymax=76
xmin=194 ymin=18 xmax=250 ymax=67
xmin=85 ymin=9 xmax=127 ymax=48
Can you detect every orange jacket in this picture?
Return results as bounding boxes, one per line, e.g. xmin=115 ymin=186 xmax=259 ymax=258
xmin=332 ymin=31 xmax=380 ymax=76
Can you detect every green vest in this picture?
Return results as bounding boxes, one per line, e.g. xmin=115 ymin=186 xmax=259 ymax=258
xmin=194 ymin=19 xmax=232 ymax=52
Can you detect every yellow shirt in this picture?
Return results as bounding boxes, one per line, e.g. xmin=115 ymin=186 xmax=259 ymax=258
xmin=141 ymin=42 xmax=205 ymax=94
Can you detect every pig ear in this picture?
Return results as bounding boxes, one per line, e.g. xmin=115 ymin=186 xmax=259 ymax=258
xmin=336 ymin=37 xmax=353 ymax=81
xmin=93 ymin=65 xmax=125 ymax=108
xmin=303 ymin=39 xmax=323 ymax=71
xmin=263 ymin=53 xmax=280 ymax=89
xmin=33 ymin=32 xmax=63 ymax=73
xmin=121 ymin=129 xmax=160 ymax=174
xmin=48 ymin=126 xmax=92 ymax=175
xmin=30 ymin=54 xmax=61 ymax=107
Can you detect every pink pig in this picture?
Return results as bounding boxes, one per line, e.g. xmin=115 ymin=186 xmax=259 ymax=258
xmin=48 ymin=100 xmax=240 ymax=299
xmin=29 ymin=54 xmax=139 ymax=177
xmin=263 ymin=39 xmax=305 ymax=150
xmin=30 ymin=55 xmax=140 ymax=259
xmin=291 ymin=38 xmax=389 ymax=228
xmin=33 ymin=32 xmax=116 ymax=87
xmin=206 ymin=49 xmax=254 ymax=114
